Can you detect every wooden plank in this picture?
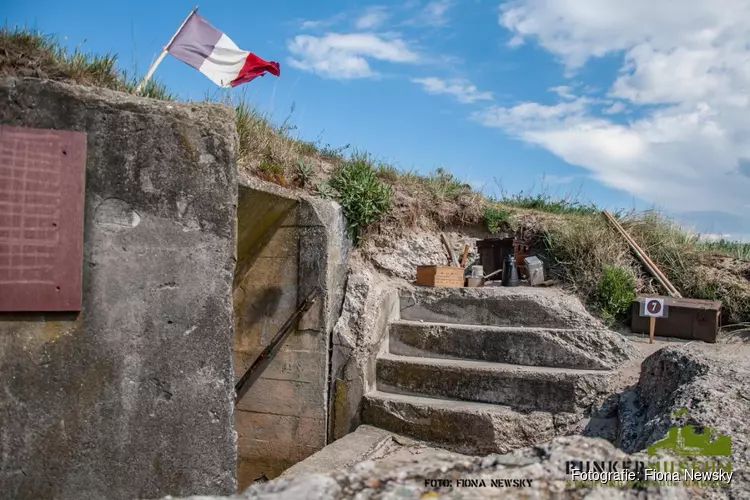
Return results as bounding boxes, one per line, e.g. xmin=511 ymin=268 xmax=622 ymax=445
xmin=460 ymin=244 xmax=470 ymax=267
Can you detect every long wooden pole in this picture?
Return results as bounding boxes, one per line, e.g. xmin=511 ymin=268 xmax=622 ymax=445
xmin=135 ymin=6 xmax=199 ymax=93
xmin=605 ymin=211 xmax=678 ymax=296
xmin=616 ymin=216 xmax=681 ymax=297
xmin=604 ymin=211 xmax=681 ymax=297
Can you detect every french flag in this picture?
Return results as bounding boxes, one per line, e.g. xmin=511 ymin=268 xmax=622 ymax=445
xmin=167 ymin=13 xmax=280 ymax=87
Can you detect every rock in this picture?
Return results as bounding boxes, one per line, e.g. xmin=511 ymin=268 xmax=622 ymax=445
xmin=158 ymin=436 xmax=691 ymax=499
xmin=616 ymin=344 xmax=750 ymax=500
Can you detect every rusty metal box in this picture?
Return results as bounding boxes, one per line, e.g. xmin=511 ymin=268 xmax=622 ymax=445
xmin=416 ymin=265 xmax=464 ymax=288
xmin=630 ymin=296 xmax=721 ymax=343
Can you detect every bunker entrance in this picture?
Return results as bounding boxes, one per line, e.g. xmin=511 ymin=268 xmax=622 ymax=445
xmin=232 ymin=181 xmax=347 ymax=491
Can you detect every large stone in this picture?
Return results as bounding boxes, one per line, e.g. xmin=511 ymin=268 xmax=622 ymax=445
xmin=389 ymin=320 xmax=631 ymax=370
xmin=0 ymin=78 xmax=237 ymax=499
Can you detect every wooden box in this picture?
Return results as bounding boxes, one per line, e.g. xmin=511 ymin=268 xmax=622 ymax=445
xmin=630 ymin=296 xmax=721 ymax=343
xmin=416 ymin=265 xmax=465 ymax=287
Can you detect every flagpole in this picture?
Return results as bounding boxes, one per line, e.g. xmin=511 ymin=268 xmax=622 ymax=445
xmin=136 ymin=6 xmax=199 ymax=93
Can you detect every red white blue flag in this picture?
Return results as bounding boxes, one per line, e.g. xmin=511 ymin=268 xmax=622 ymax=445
xmin=167 ymin=13 xmax=280 ymax=87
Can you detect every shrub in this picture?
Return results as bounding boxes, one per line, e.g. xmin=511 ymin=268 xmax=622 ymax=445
xmin=597 ymin=265 xmax=637 ymax=323
xmin=328 ymin=154 xmax=392 ymax=245
xmin=483 ymin=205 xmax=512 ymax=233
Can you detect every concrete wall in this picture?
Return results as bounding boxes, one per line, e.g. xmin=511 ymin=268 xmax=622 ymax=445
xmin=328 ymin=265 xmax=400 ymax=441
xmin=0 ymin=78 xmax=238 ymax=500
xmin=233 ymin=178 xmax=349 ymax=490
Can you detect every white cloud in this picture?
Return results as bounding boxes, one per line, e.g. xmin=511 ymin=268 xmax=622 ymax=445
xmin=602 ymin=102 xmax=626 ymax=115
xmin=490 ymin=0 xmax=750 ymax=217
xmin=549 ymin=85 xmax=576 ymax=100
xmin=287 ymin=33 xmax=420 ymax=79
xmin=412 ymin=77 xmax=493 ymax=103
xmin=299 ymin=13 xmax=347 ymax=31
xmin=407 ymin=0 xmax=455 ymax=27
xmin=355 ymin=7 xmax=390 ymax=30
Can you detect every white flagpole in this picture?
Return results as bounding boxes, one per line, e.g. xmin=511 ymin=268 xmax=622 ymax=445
xmin=136 ymin=6 xmax=199 ymax=93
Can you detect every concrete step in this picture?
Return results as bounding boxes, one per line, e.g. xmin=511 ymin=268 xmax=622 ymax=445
xmin=389 ymin=320 xmax=616 ymax=370
xmin=376 ymin=353 xmax=610 ymax=413
xmin=361 ymin=390 xmax=581 ymax=456
xmin=399 ymin=286 xmax=602 ymax=329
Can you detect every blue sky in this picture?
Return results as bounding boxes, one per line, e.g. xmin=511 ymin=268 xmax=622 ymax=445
xmin=6 ymin=0 xmax=750 ymax=240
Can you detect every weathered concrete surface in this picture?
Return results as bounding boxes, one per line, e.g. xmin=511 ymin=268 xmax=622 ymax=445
xmin=158 ymin=436 xmax=693 ymax=499
xmin=612 ymin=344 xmax=750 ymax=499
xmin=281 ymin=425 xmax=474 ymax=480
xmin=375 ymin=354 xmax=610 ymax=413
xmin=280 ymin=425 xmax=393 ymax=478
xmin=389 ymin=320 xmax=631 ymax=370
xmin=399 ymin=285 xmax=605 ymax=329
xmin=233 ymin=175 xmax=350 ymax=488
xmin=362 ymin=390 xmax=582 ymax=456
xmin=0 ymin=78 xmax=237 ymax=499
xmin=328 ymin=257 xmax=400 ymax=441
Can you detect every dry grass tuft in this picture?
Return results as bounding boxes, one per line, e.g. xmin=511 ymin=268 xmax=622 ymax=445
xmin=0 ymin=26 xmax=175 ymax=100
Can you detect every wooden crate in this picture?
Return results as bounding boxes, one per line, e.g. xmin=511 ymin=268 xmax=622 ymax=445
xmin=631 ymin=296 xmax=721 ymax=343
xmin=416 ymin=265 xmax=465 ymax=287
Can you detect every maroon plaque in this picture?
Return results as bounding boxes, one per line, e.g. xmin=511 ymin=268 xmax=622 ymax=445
xmin=0 ymin=126 xmax=87 ymax=312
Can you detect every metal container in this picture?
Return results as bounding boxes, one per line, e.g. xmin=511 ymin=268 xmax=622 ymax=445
xmin=470 ymin=265 xmax=484 ymax=279
xmin=467 ymin=277 xmax=484 ymax=287
xmin=502 ymin=253 xmax=519 ymax=287
xmin=524 ymin=256 xmax=545 ymax=286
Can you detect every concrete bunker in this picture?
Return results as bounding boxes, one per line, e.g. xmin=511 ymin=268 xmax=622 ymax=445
xmin=233 ymin=177 xmax=349 ymax=490
xmin=0 ymin=78 xmax=238 ymax=500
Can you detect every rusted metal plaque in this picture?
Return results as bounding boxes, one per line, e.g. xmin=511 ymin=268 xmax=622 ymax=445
xmin=0 ymin=126 xmax=87 ymax=312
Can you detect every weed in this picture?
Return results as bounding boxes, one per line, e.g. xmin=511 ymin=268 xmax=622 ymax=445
xmin=320 ymin=143 xmax=350 ymax=161
xmin=494 ymin=180 xmax=599 ymax=216
xmin=315 ymin=181 xmax=336 ymax=199
xmin=328 ymin=154 xmax=392 ymax=244
xmin=597 ymin=266 xmax=637 ymax=323
xmin=295 ymin=159 xmax=314 ymax=187
xmin=484 ymin=205 xmax=512 ymax=234
xmin=376 ymin=164 xmax=401 ymax=183
xmin=426 ymin=167 xmax=472 ymax=199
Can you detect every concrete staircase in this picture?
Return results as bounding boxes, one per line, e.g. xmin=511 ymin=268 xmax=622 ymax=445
xmin=361 ymin=287 xmax=620 ymax=455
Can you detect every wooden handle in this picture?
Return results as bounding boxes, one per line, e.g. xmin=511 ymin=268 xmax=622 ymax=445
xmin=460 ymin=244 xmax=470 ymax=267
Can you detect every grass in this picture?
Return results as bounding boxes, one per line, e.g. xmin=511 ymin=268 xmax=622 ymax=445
xmin=596 ymin=266 xmax=637 ymax=324
xmin=4 ymin=26 xmax=750 ymax=325
xmin=1 ymin=26 xmax=175 ymax=100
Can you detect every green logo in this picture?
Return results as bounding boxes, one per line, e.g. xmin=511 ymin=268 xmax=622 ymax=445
xmin=648 ymin=409 xmax=732 ymax=457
